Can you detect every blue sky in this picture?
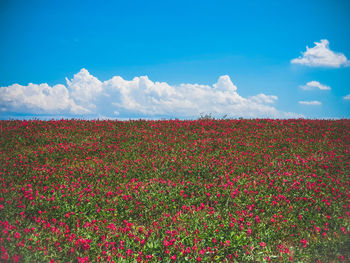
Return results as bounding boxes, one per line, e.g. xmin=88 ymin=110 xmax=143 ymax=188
xmin=0 ymin=0 xmax=349 ymax=119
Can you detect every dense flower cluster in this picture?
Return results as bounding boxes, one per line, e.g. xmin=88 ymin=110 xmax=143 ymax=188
xmin=0 ymin=119 xmax=349 ymax=262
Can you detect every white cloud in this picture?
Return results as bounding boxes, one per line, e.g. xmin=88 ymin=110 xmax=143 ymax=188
xmin=66 ymin=68 xmax=103 ymax=109
xmin=300 ymin=81 xmax=331 ymax=90
xmin=291 ymin=39 xmax=349 ymax=67
xmin=299 ymin=100 xmax=322 ymax=106
xmin=249 ymin=93 xmax=278 ymax=104
xmin=0 ymin=69 xmax=303 ymax=119
xmin=0 ymin=82 xmax=89 ymax=114
xmin=213 ymin=75 xmax=237 ymax=92
xmin=343 ymin=94 xmax=350 ymax=100
xmin=103 ymin=74 xmax=297 ymax=118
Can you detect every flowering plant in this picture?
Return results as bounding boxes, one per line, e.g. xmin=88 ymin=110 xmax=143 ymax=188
xmin=0 ymin=119 xmax=349 ymax=262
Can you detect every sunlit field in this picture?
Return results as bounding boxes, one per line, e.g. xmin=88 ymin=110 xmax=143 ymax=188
xmin=0 ymin=119 xmax=349 ymax=262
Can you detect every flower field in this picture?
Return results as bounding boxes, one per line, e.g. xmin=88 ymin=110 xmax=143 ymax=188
xmin=0 ymin=119 xmax=349 ymax=262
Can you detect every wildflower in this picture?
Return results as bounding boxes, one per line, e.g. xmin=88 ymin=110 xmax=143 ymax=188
xmin=338 ymin=255 xmax=345 ymax=262
xmin=255 ymin=215 xmax=260 ymax=223
xmin=246 ymin=228 xmax=252 ymax=235
xmin=300 ymin=238 xmax=307 ymax=248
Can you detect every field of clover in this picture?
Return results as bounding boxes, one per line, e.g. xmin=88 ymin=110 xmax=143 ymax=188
xmin=0 ymin=119 xmax=349 ymax=262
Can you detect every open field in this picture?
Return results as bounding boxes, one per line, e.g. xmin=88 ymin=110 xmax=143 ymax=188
xmin=0 ymin=119 xmax=349 ymax=262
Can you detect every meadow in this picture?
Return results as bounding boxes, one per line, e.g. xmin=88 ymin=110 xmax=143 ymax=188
xmin=0 ymin=119 xmax=349 ymax=262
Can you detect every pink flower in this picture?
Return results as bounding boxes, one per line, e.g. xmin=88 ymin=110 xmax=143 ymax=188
xmin=338 ymin=255 xmax=345 ymax=262
xmin=12 ymin=254 xmax=21 ymax=263
xmin=260 ymin=242 xmax=266 ymax=248
xmin=1 ymin=246 xmax=9 ymax=261
xmin=300 ymin=238 xmax=307 ymax=248
xmin=255 ymin=215 xmax=260 ymax=223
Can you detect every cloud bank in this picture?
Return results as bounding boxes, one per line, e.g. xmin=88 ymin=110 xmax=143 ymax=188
xmin=0 ymin=69 xmax=302 ymax=119
xmin=300 ymin=81 xmax=331 ymax=91
xmin=291 ymin=39 xmax=349 ymax=68
xmin=0 ymin=83 xmax=89 ymax=114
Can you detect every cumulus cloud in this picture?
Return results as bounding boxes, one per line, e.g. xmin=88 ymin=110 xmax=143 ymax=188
xmin=0 ymin=68 xmax=302 ymax=119
xmin=66 ymin=68 xmax=103 ymax=109
xmin=291 ymin=39 xmax=349 ymax=68
xmin=213 ymin=75 xmax=237 ymax=92
xmin=300 ymin=81 xmax=331 ymax=91
xmin=299 ymin=100 xmax=322 ymax=106
xmin=0 ymin=82 xmax=89 ymax=114
xmin=102 ymin=73 xmax=297 ymax=118
xmin=343 ymin=94 xmax=350 ymax=100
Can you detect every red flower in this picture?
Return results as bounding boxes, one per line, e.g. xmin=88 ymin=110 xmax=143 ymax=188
xmin=338 ymin=255 xmax=345 ymax=262
xmin=300 ymin=238 xmax=307 ymax=248
xmin=1 ymin=246 xmax=9 ymax=261
xmin=255 ymin=215 xmax=260 ymax=224
xmin=246 ymin=228 xmax=252 ymax=235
